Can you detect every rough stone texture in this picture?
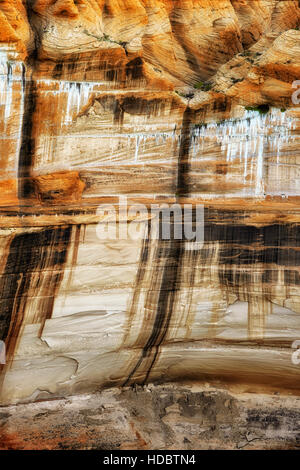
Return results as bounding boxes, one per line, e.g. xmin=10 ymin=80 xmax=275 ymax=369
xmin=0 ymin=0 xmax=300 ymax=421
xmin=1 ymin=383 xmax=300 ymax=450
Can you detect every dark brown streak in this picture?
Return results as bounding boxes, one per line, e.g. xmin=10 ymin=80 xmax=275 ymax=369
xmin=0 ymin=226 xmax=72 ymax=383
xmin=121 ymin=219 xmax=152 ymax=348
xmin=123 ymin=107 xmax=193 ymax=386
xmin=18 ymin=76 xmax=37 ymax=200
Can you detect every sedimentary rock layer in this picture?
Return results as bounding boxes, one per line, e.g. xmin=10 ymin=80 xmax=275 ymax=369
xmin=1 ymin=384 xmax=300 ymax=450
xmin=0 ymin=0 xmax=299 ymax=405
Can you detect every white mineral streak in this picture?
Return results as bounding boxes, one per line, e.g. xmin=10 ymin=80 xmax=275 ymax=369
xmin=191 ymin=109 xmax=297 ymax=196
xmin=0 ymin=52 xmax=25 ymax=127
xmin=37 ymin=79 xmax=99 ymax=124
xmin=0 ymin=51 xmax=25 ymax=177
xmin=34 ymin=79 xmax=181 ymax=174
xmin=84 ymin=130 xmax=179 ymax=165
xmin=28 ymin=77 xmax=300 ymax=196
xmin=64 ymin=82 xmax=95 ymax=124
xmin=35 ymin=79 xmax=180 ymax=171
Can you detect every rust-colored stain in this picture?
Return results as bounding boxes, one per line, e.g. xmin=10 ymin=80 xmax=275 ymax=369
xmin=0 ymin=428 xmax=92 ymax=450
xmin=32 ymin=171 xmax=85 ymax=204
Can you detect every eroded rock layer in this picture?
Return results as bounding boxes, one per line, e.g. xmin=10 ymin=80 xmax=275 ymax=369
xmin=1 ymin=384 xmax=300 ymax=450
xmin=0 ymin=0 xmax=300 ymax=406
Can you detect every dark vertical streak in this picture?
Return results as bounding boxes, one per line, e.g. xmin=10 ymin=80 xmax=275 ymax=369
xmin=177 ymin=107 xmax=193 ymax=197
xmin=124 ymin=108 xmax=193 ymax=385
xmin=18 ymin=1 xmax=42 ymax=199
xmin=122 ymin=219 xmax=152 ymax=348
xmin=18 ymin=78 xmax=37 ymax=200
xmin=123 ymin=236 xmax=184 ymax=386
xmin=0 ymin=226 xmax=72 ymax=367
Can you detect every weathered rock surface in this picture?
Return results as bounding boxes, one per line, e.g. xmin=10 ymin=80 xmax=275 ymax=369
xmin=0 ymin=0 xmax=300 ymax=420
xmin=1 ymin=383 xmax=300 ymax=450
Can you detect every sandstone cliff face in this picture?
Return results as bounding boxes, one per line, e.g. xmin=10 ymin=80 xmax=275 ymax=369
xmin=0 ymin=0 xmax=300 ymax=406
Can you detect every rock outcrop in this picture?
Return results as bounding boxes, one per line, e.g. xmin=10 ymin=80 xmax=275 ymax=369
xmin=1 ymin=383 xmax=300 ymax=450
xmin=0 ymin=0 xmax=299 ymax=411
